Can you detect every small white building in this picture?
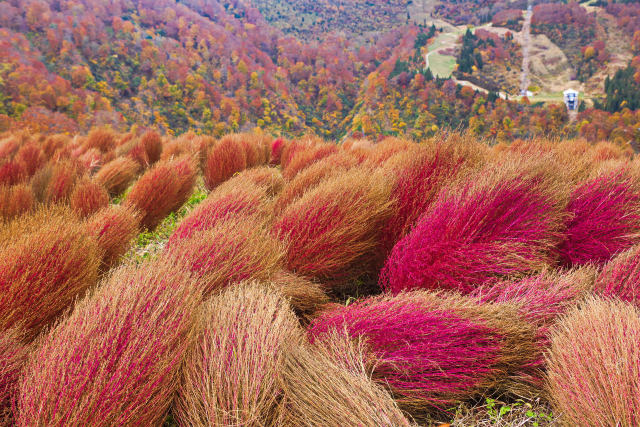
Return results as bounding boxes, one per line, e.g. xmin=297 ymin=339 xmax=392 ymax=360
xmin=563 ymin=89 xmax=579 ymax=111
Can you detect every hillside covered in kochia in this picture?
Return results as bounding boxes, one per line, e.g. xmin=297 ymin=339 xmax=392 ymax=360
xmin=0 ymin=0 xmax=640 ymax=144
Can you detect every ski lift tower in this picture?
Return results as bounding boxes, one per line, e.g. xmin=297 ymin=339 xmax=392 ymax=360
xmin=563 ymin=89 xmax=579 ymax=111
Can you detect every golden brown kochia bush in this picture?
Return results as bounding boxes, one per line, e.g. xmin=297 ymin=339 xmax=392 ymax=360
xmin=365 ymin=136 xmax=413 ymax=165
xmin=165 ymin=217 xmax=285 ymax=297
xmin=69 ymin=177 xmax=109 ymax=218
xmin=85 ymin=128 xmax=116 ymax=153
xmin=0 ymin=207 xmax=101 ymax=340
xmin=93 ymin=157 xmax=140 ymax=196
xmin=269 ymin=270 xmax=330 ymax=323
xmin=273 ymin=167 xmax=393 ymax=285
xmin=280 ymin=330 xmax=413 ymax=427
xmin=176 ymin=282 xmax=302 ymax=427
xmin=124 ymin=157 xmax=196 ymax=230
xmin=0 ymin=184 xmax=34 ymax=220
xmin=16 ymin=261 xmax=202 ymax=427
xmin=0 ymin=329 xmax=30 ymax=426
xmin=85 ymin=205 xmax=140 ymax=271
xmin=239 ymin=166 xmax=285 ymax=196
xmin=546 ymin=297 xmax=640 ymax=426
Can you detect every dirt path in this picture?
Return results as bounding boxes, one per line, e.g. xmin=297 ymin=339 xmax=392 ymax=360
xmin=520 ymin=1 xmax=532 ymax=94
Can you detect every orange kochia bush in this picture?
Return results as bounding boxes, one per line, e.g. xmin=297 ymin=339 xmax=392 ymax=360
xmin=124 ymin=156 xmax=196 ymax=230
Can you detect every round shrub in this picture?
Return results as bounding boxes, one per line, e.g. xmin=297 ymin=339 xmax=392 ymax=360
xmin=93 ymin=157 xmax=139 ymax=196
xmin=70 ymin=178 xmax=109 ymax=218
xmin=0 ymin=184 xmax=34 ymax=220
xmin=164 ymin=217 xmax=285 ymax=297
xmin=381 ymin=160 xmax=568 ymax=294
xmin=176 ymin=282 xmax=301 ymax=426
xmin=546 ymin=297 xmax=640 ymax=426
xmin=203 ymin=135 xmax=247 ymax=190
xmin=273 ymin=167 xmax=393 ymax=285
xmin=85 ymin=205 xmax=140 ymax=271
xmin=16 ymin=261 xmax=202 ymax=426
xmin=281 ymin=330 xmax=412 ymax=427
xmin=0 ymin=329 xmax=29 ymax=425
xmin=309 ymin=291 xmax=537 ymax=412
xmin=559 ymin=165 xmax=640 ymax=266
xmin=0 ymin=207 xmax=101 ymax=339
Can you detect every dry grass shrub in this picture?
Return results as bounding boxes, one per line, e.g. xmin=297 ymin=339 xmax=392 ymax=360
xmin=85 ymin=205 xmax=140 ymax=271
xmin=176 ymin=282 xmax=302 ymax=427
xmin=85 ymin=128 xmax=116 ymax=153
xmin=0 ymin=328 xmax=30 ymax=426
xmin=167 ymin=179 xmax=272 ymax=246
xmin=42 ymin=160 xmax=84 ymax=204
xmin=0 ymin=160 xmax=27 ymax=186
xmin=0 ymin=184 xmax=34 ymax=220
xmin=239 ymin=166 xmax=285 ymax=196
xmin=69 ymin=177 xmax=109 ymax=217
xmin=93 ymin=157 xmax=140 ymax=196
xmin=268 ymin=270 xmax=330 ymax=323
xmin=203 ymin=135 xmax=248 ymax=190
xmin=124 ymin=157 xmax=196 ymax=230
xmin=280 ymin=330 xmax=413 ymax=427
xmin=546 ymin=297 xmax=640 ymax=426
xmin=282 ymin=143 xmax=337 ymax=180
xmin=14 ymin=142 xmax=45 ymax=177
xmin=274 ymin=152 xmax=358 ymax=214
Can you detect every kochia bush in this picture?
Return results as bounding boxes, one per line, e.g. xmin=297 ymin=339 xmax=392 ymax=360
xmin=124 ymin=157 xmax=196 ymax=230
xmin=203 ymin=136 xmax=247 ymax=190
xmin=0 ymin=207 xmax=101 ymax=340
xmin=273 ymin=168 xmax=393 ymax=285
xmin=164 ymin=217 xmax=285 ymax=297
xmin=559 ymin=165 xmax=640 ymax=266
xmin=546 ymin=298 xmax=640 ymax=426
xmin=595 ymin=243 xmax=640 ymax=304
xmin=0 ymin=329 xmax=29 ymax=425
xmin=85 ymin=205 xmax=140 ymax=271
xmin=93 ymin=157 xmax=139 ymax=196
xmin=309 ymin=291 xmax=537 ymax=412
xmin=69 ymin=178 xmax=109 ymax=218
xmin=381 ymin=161 xmax=568 ymax=294
xmin=16 ymin=261 xmax=202 ymax=426
xmin=176 ymin=283 xmax=301 ymax=426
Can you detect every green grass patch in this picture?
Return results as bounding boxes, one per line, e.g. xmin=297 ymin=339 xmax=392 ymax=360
xmin=124 ymin=184 xmax=208 ymax=264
